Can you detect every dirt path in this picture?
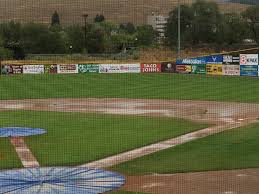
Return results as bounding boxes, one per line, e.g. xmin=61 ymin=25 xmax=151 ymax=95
xmin=10 ymin=137 xmax=40 ymax=168
xmin=0 ymin=98 xmax=258 ymax=124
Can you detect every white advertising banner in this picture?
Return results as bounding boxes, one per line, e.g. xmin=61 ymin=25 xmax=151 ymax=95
xmin=23 ymin=65 xmax=44 ymax=74
xmin=222 ymin=65 xmax=240 ymax=76
xmin=57 ymin=64 xmax=78 ymax=74
xmin=99 ymin=64 xmax=140 ymax=73
xmin=240 ymin=54 xmax=258 ymax=65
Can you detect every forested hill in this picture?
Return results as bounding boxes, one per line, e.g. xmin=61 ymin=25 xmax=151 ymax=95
xmin=227 ymin=0 xmax=259 ymax=5
xmin=0 ymin=0 xmax=251 ymax=25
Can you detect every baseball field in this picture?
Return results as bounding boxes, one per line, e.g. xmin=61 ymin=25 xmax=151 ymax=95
xmin=1 ymin=73 xmax=259 ymax=193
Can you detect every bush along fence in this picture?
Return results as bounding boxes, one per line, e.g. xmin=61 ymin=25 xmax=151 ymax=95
xmin=0 ymin=54 xmax=259 ymax=77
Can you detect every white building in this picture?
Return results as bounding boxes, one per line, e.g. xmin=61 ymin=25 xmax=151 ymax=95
xmin=147 ymin=14 xmax=168 ymax=39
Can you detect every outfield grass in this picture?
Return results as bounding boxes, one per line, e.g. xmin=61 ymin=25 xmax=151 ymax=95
xmin=0 ymin=139 xmax=22 ymax=169
xmin=0 ymin=111 xmax=208 ymax=168
xmin=111 ymin=123 xmax=259 ymax=175
xmin=0 ymin=73 xmax=259 ymax=102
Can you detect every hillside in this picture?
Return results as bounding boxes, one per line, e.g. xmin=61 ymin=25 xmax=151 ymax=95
xmin=228 ymin=0 xmax=259 ymax=5
xmin=0 ymin=0 xmax=251 ymax=25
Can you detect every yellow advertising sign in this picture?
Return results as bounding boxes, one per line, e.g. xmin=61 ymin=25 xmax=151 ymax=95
xmin=206 ymin=64 xmax=223 ymax=75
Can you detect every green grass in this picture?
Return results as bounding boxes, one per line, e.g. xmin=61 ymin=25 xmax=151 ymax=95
xmin=0 ymin=73 xmax=259 ymax=102
xmin=0 ymin=111 xmax=208 ymax=168
xmin=0 ymin=139 xmax=22 ymax=169
xmin=111 ymin=123 xmax=259 ymax=175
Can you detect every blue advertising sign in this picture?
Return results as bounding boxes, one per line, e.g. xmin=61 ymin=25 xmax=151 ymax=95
xmin=176 ymin=57 xmax=206 ymax=65
xmin=177 ymin=55 xmax=223 ymax=65
xmin=240 ymin=65 xmax=258 ymax=77
xmin=206 ymin=55 xmax=223 ymax=64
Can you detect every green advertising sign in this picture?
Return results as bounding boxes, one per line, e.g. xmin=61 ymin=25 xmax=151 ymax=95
xmin=78 ymin=64 xmax=99 ymax=73
xmin=44 ymin=64 xmax=57 ymax=74
xmin=192 ymin=64 xmax=206 ymax=74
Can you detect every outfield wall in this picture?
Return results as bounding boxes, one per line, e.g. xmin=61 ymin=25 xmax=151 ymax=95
xmin=1 ymin=54 xmax=259 ymax=77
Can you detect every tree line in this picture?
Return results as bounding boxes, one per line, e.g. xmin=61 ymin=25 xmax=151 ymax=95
xmin=166 ymin=1 xmax=259 ymax=47
xmin=0 ymin=12 xmax=156 ymax=59
xmin=0 ymin=0 xmax=258 ymax=59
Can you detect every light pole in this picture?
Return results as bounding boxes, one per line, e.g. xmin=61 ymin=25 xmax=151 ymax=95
xmin=82 ymin=14 xmax=88 ymax=51
xmin=177 ymin=0 xmax=181 ymax=60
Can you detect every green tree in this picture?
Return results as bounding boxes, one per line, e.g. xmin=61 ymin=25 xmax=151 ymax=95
xmin=242 ymin=6 xmax=259 ymax=43
xmin=0 ymin=21 xmax=24 ymax=59
xmin=51 ymin=11 xmax=60 ymax=26
xmin=87 ymin=25 xmax=106 ymax=53
xmin=0 ymin=36 xmax=13 ymax=59
xmin=166 ymin=0 xmax=224 ymax=47
xmin=22 ymin=23 xmax=66 ymax=54
xmin=221 ymin=13 xmax=252 ymax=45
xmin=109 ymin=33 xmax=135 ymax=52
xmin=0 ymin=21 xmax=22 ymax=46
xmin=191 ymin=0 xmax=222 ymax=44
xmin=65 ymin=25 xmax=85 ymax=53
xmin=165 ymin=5 xmax=194 ymax=46
xmin=119 ymin=23 xmax=136 ymax=34
xmin=136 ymin=25 xmax=156 ymax=46
xmin=94 ymin=14 xmax=105 ymax=23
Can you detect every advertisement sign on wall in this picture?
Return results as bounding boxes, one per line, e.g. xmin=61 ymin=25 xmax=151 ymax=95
xmin=1 ymin=65 xmax=11 ymax=74
xmin=206 ymin=64 xmax=223 ymax=75
xmin=23 ymin=65 xmax=44 ymax=74
xmin=240 ymin=54 xmax=258 ymax=65
xmin=45 ymin=65 xmax=58 ymax=74
xmin=141 ymin=64 xmax=161 ymax=73
xmin=240 ymin=65 xmax=258 ymax=76
xmin=99 ymin=64 xmax=140 ymax=73
xmin=57 ymin=64 xmax=78 ymax=74
xmin=1 ymin=65 xmax=23 ymax=74
xmin=223 ymin=55 xmax=240 ymax=64
xmin=78 ymin=64 xmax=99 ymax=73
xmin=176 ymin=57 xmax=206 ymax=65
xmin=192 ymin=64 xmax=206 ymax=74
xmin=206 ymin=55 xmax=223 ymax=64
xmin=161 ymin=62 xmax=176 ymax=73
xmin=176 ymin=65 xmax=192 ymax=74
xmin=222 ymin=65 xmax=240 ymax=76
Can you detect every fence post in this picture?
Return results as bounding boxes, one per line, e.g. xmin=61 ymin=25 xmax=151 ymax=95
xmin=0 ymin=58 xmax=2 ymax=76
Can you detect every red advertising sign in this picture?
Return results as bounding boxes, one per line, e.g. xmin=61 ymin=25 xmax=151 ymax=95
xmin=141 ymin=64 xmax=161 ymax=73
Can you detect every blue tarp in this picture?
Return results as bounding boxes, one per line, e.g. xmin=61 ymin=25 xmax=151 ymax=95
xmin=0 ymin=167 xmax=125 ymax=194
xmin=0 ymin=127 xmax=46 ymax=137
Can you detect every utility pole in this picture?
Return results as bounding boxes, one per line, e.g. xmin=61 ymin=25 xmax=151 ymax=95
xmin=82 ymin=14 xmax=88 ymax=51
xmin=177 ymin=0 xmax=181 ymax=60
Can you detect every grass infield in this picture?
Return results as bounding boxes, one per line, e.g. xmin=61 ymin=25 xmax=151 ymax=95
xmin=0 ymin=111 xmax=208 ymax=169
xmin=111 ymin=123 xmax=259 ymax=175
xmin=0 ymin=73 xmax=258 ymax=102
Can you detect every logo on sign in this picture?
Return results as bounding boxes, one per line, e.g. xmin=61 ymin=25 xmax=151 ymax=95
xmin=240 ymin=55 xmax=246 ymax=64
xmin=212 ymin=56 xmax=217 ymax=62
xmin=141 ymin=64 xmax=161 ymax=72
xmin=181 ymin=59 xmax=203 ymax=64
xmin=240 ymin=54 xmax=258 ymax=65
xmin=223 ymin=55 xmax=232 ymax=63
